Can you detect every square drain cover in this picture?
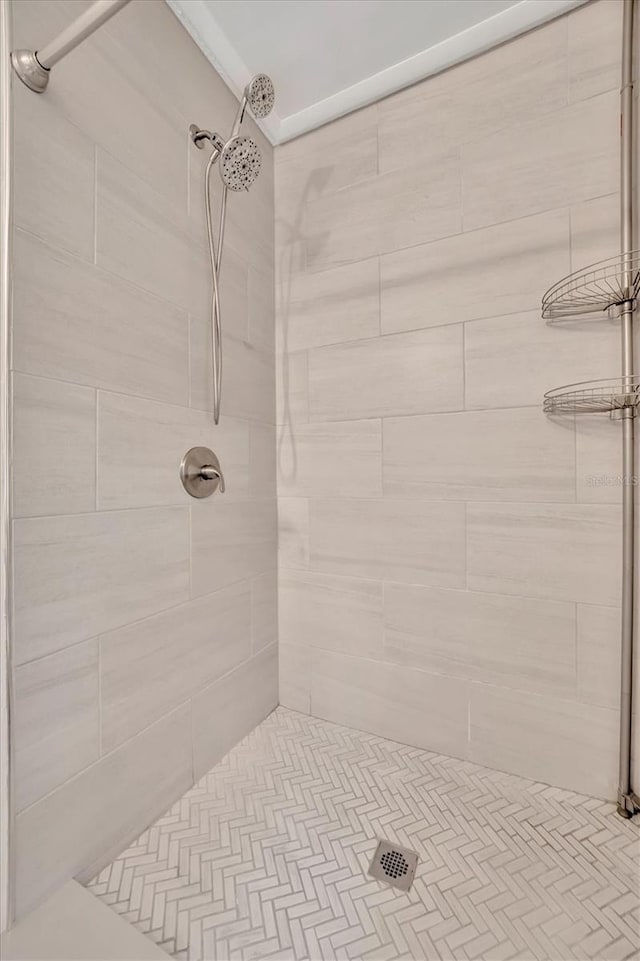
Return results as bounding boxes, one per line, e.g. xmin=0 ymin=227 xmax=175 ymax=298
xmin=368 ymin=839 xmax=418 ymax=892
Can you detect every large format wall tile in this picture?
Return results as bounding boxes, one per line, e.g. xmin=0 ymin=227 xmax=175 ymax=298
xmin=575 ymin=415 xmax=622 ymax=504
xmin=310 ymin=499 xmax=466 ymax=588
xmin=384 ymin=585 xmax=576 ymax=697
xmin=249 ymin=265 xmax=275 ymax=353
xmin=274 ymin=0 xmax=624 ymax=805
xmin=278 ymin=420 xmax=382 ymax=498
xmin=12 ymin=230 xmax=189 ymax=406
xmin=222 ymin=335 xmax=276 ymax=425
xmin=469 ymin=685 xmax=618 ymax=799
xmin=577 ymin=604 xmax=621 ymax=710
xmin=462 ymin=91 xmax=619 ymax=230
xmin=568 ymin=0 xmax=622 ymax=103
xmin=281 ymin=258 xmax=380 ymax=352
xmin=467 ymin=503 xmax=621 ymax=606
xmin=384 ymin=408 xmax=575 ymax=502
xmin=14 ymin=705 xmax=192 ymax=918
xmin=96 ymin=149 xmax=206 ymax=315
xmin=192 ymin=645 xmax=278 ymax=778
xmin=220 ymin=247 xmax=250 ymax=343
xmin=191 ymin=499 xmax=277 ymax=596
xmin=279 ymin=644 xmax=311 ymax=714
xmin=380 ymin=209 xmax=569 ymax=334
xmin=96 ymin=392 xmax=249 ymax=509
xmin=100 ymin=583 xmax=251 ymax=751
xmin=189 ymin=321 xmax=276 ymax=424
xmin=312 ymin=650 xmax=470 ymax=759
xmin=570 ymin=193 xmax=619 ymax=269
xmin=277 ymin=498 xmax=309 ymax=570
xmin=13 ymin=83 xmax=95 ymax=261
xmin=464 ymin=310 xmax=620 ymax=409
xmin=12 ymin=2 xmax=188 ymax=204
xmin=13 ymin=507 xmax=190 ymax=664
xmin=13 ymin=641 xmax=99 ymax=813
xmin=305 ymin=150 xmax=462 ymax=271
xmin=280 ymin=570 xmax=383 ymax=658
xmin=11 ymin=0 xmax=276 ymax=918
xmin=377 ymin=17 xmax=567 ymax=172
xmin=12 ymin=374 xmax=96 ymax=518
xmin=251 ymin=571 xmax=278 ymax=653
xmin=276 ymin=107 xmax=378 ymax=212
xmin=250 ymin=422 xmax=277 ymax=499
xmin=276 ymin=351 xmax=308 ymax=427
xmin=309 ymin=326 xmax=463 ymax=421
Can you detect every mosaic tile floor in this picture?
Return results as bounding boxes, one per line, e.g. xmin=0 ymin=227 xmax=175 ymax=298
xmin=89 ymin=708 xmax=639 ymax=960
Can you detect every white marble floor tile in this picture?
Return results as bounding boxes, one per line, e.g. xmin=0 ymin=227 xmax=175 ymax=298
xmin=88 ymin=708 xmax=639 ymax=961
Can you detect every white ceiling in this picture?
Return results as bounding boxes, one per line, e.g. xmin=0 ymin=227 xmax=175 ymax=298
xmin=167 ymin=0 xmax=586 ymax=144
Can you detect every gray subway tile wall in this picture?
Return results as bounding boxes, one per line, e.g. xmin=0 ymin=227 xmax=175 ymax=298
xmin=10 ymin=0 xmax=276 ymax=918
xmin=276 ymin=0 xmax=627 ymax=803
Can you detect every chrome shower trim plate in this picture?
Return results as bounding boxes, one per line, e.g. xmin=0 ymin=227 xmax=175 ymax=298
xmin=11 ymin=49 xmax=49 ymax=93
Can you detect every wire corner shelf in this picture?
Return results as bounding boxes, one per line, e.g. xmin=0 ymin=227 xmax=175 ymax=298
xmin=541 ymin=251 xmax=640 ymax=321
xmin=543 ymin=376 xmax=640 ymax=415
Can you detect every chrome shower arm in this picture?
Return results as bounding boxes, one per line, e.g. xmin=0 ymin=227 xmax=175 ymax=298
xmin=11 ymin=0 xmax=130 ymax=93
xmin=230 ymin=96 xmax=248 ymax=140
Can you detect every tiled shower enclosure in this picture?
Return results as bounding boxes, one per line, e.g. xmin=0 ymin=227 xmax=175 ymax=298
xmin=1 ymin=0 xmax=638 ymax=956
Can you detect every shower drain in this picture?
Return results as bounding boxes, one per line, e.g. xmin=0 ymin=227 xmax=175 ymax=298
xmin=368 ymin=839 xmax=418 ymax=892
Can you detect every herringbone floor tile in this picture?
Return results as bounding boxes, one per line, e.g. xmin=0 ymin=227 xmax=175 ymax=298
xmin=88 ymin=708 xmax=639 ymax=961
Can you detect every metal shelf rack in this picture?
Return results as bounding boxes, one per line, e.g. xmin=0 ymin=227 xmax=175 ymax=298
xmin=541 ymin=252 xmax=640 ymax=321
xmin=543 ymin=376 xmax=640 ymax=415
xmin=541 ymin=0 xmax=638 ymax=820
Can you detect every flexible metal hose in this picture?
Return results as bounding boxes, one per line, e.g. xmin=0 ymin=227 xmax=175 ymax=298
xmin=204 ymin=148 xmax=223 ymax=424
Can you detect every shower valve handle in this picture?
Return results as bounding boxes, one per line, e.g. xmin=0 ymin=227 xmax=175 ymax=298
xmin=199 ymin=464 xmax=225 ymax=493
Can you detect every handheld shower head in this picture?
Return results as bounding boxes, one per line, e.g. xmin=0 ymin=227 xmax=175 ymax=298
xmin=245 ymin=73 xmax=275 ymax=119
xmin=220 ymin=135 xmax=262 ymax=191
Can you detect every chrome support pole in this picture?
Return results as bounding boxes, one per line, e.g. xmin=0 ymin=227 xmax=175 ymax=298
xmin=617 ymin=0 xmax=638 ymax=820
xmin=11 ymin=0 xmax=130 ymax=93
xmin=0 ymin=0 xmax=13 ymax=929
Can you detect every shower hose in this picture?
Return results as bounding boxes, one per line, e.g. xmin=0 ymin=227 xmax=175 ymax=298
xmin=204 ymin=147 xmax=226 ymax=425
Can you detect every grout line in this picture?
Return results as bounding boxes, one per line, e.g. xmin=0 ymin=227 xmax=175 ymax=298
xmin=14 ymin=699 xmax=194 ymax=819
xmin=10 ymin=366 xmax=276 ymax=428
xmin=97 ymin=636 xmax=103 ymax=758
xmin=464 ymin=501 xmax=469 ymax=590
xmin=94 ymin=390 xmax=99 ymax=512
xmin=18 ymin=642 xmax=279 ymax=822
xmin=13 ymin=575 xmax=265 ymax=671
xmin=574 ymin=601 xmax=580 ymax=691
xmin=376 ymin=255 xmax=382 ymax=337
xmin=93 ymin=145 xmax=98 ymax=266
xmin=187 ymin=312 xmax=193 ymax=409
xmin=461 ymin=322 xmax=467 ymax=411
xmin=278 ymin=562 xmax=621 ymax=611
xmin=304 ymin=184 xmax=620 ymax=277
xmin=188 ymin=504 xmax=193 ymax=599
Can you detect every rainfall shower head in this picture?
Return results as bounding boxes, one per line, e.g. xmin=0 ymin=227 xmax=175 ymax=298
xmin=245 ymin=73 xmax=275 ymax=119
xmin=220 ymin=136 xmax=262 ymax=191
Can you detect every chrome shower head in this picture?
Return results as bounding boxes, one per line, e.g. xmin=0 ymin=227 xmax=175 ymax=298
xmin=245 ymin=74 xmax=275 ymax=119
xmin=220 ymin=135 xmax=262 ymax=191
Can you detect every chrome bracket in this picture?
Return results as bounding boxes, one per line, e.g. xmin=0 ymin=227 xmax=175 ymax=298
xmin=189 ymin=124 xmax=224 ymax=152
xmin=617 ymin=791 xmax=640 ymax=819
xmin=10 ymin=50 xmax=50 ymax=93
